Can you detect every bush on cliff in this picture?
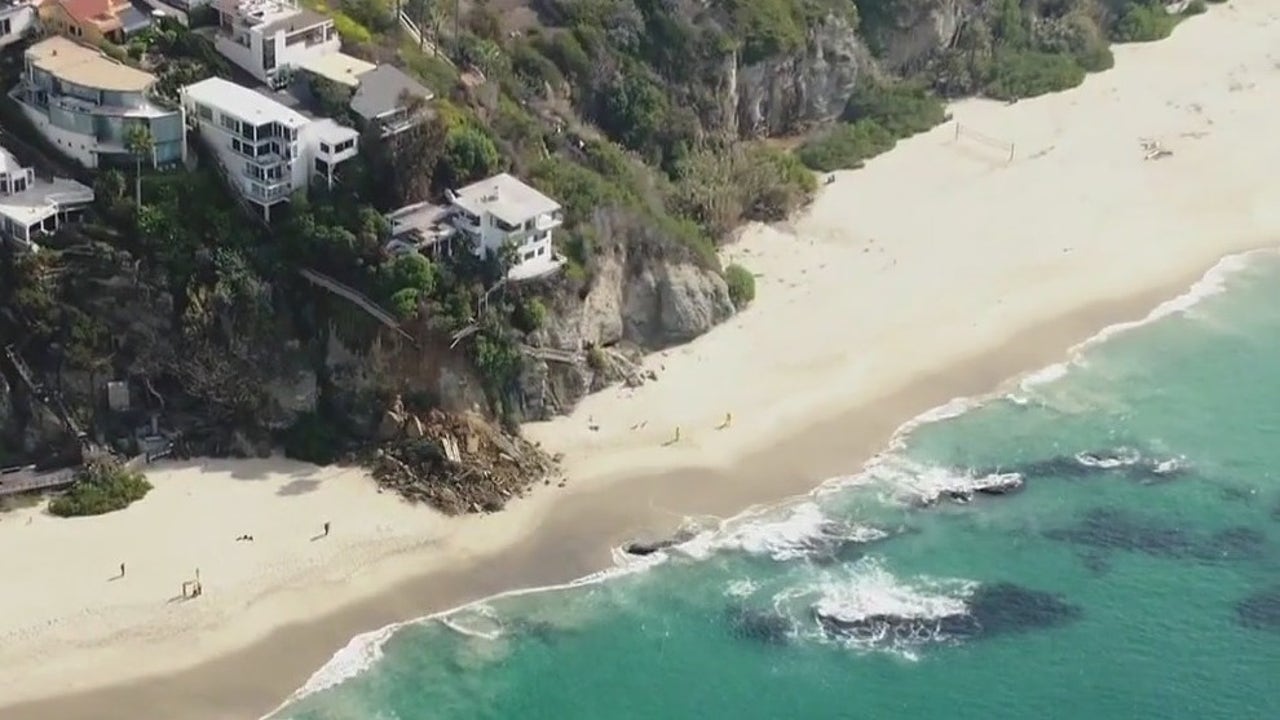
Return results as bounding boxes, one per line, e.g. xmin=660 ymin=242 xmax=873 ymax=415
xmin=49 ymin=458 xmax=152 ymax=517
xmin=1111 ymin=1 xmax=1178 ymax=43
xmin=797 ymin=119 xmax=895 ymax=171
xmin=724 ymin=263 xmax=756 ymax=308
xmin=283 ymin=411 xmax=345 ymax=465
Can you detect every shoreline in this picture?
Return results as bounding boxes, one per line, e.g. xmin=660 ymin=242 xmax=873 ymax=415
xmin=5 ymin=4 xmax=1280 ymax=717
xmin=1 ymin=255 xmax=1266 ymax=720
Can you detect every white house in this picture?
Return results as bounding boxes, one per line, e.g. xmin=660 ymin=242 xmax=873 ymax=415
xmin=11 ymin=37 xmax=186 ymax=170
xmin=180 ymin=77 xmax=359 ymax=220
xmin=0 ymin=0 xmax=38 ymax=51
xmin=447 ymin=173 xmax=563 ymax=281
xmin=0 ymin=145 xmax=94 ymax=250
xmin=214 ymin=0 xmax=340 ymax=89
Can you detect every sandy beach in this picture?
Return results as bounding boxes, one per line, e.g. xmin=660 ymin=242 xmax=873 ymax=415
xmin=5 ymin=3 xmax=1280 ymax=717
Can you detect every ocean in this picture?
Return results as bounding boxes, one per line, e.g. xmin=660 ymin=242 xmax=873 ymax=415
xmin=272 ymin=249 xmax=1280 ymax=720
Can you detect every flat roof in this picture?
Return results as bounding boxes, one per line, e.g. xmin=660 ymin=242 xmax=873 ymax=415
xmin=452 ymin=173 xmax=560 ymax=226
xmin=297 ymin=52 xmax=374 ymax=88
xmin=26 ymin=37 xmax=155 ymax=93
xmin=310 ymin=118 xmax=358 ymax=144
xmin=0 ymin=177 xmax=93 ymax=225
xmin=183 ymin=77 xmax=310 ymax=127
xmin=260 ymin=6 xmax=328 ymax=35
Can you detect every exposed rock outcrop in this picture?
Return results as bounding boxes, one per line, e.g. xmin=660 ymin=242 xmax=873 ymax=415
xmin=731 ymin=14 xmax=875 ymax=138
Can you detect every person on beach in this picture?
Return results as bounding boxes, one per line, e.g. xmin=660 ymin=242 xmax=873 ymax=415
xmin=119 ymin=562 xmax=125 ymax=578
xmin=718 ymin=412 xmax=733 ymax=430
xmin=323 ymin=521 xmax=330 ymax=537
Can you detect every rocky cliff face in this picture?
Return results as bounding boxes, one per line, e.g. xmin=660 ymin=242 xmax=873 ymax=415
xmin=516 ymin=247 xmax=735 ymax=420
xmin=859 ymin=0 xmax=967 ymax=72
xmin=729 ymin=14 xmax=876 ymax=139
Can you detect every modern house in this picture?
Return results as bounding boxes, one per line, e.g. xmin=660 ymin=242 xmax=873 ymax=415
xmin=349 ymin=64 xmax=433 ymax=137
xmin=12 ymin=37 xmax=185 ymax=170
xmin=213 ymin=0 xmax=340 ymax=89
xmin=38 ymin=0 xmax=151 ymax=45
xmin=384 ymin=201 xmax=455 ymax=259
xmin=180 ymin=77 xmax=359 ymax=220
xmin=0 ymin=145 xmax=94 ymax=250
xmin=447 ymin=173 xmax=563 ymax=280
xmin=0 ymin=0 xmax=39 ymax=51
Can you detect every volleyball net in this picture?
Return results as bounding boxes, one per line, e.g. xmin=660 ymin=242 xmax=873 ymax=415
xmin=952 ymin=123 xmax=1016 ymax=163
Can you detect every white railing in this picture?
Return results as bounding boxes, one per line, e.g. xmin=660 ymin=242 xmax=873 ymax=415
xmin=47 ymin=189 xmax=94 ymax=205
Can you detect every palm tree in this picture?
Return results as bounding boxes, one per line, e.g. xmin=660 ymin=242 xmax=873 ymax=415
xmin=124 ymin=124 xmax=154 ymax=206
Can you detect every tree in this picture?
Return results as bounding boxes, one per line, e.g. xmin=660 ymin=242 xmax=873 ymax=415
xmin=439 ymin=126 xmax=501 ymax=187
xmin=124 ymin=123 xmax=154 ymax=206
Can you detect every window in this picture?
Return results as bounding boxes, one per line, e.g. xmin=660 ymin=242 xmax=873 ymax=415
xmin=319 ymin=142 xmax=330 ymax=154
xmin=219 ymin=113 xmax=239 ymax=134
xmin=232 ymin=138 xmax=242 ymax=153
xmin=13 ymin=178 xmax=25 ymax=193
xmin=197 ymin=103 xmax=213 ymax=121
xmin=523 ymin=250 xmax=535 ymax=261
xmin=1 ymin=18 xmax=12 ymax=36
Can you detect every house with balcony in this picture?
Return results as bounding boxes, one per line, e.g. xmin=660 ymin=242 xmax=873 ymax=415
xmin=447 ymin=173 xmax=564 ymax=281
xmin=39 ymin=0 xmax=151 ymax=45
xmin=214 ymin=0 xmax=339 ymax=89
xmin=180 ymin=77 xmax=359 ymax=220
xmin=0 ymin=0 xmax=39 ymax=51
xmin=349 ymin=64 xmax=433 ymax=138
xmin=0 ymin=144 xmax=94 ymax=250
xmin=12 ymin=37 xmax=185 ymax=170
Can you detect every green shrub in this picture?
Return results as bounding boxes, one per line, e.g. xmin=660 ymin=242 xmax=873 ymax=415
xmin=1182 ymin=0 xmax=1207 ymax=15
xmin=282 ymin=412 xmax=345 ymax=465
xmin=843 ymin=81 xmax=947 ymax=137
xmin=586 ymin=344 xmax=607 ymax=371
xmin=332 ymin=12 xmax=373 ymax=44
xmin=724 ymin=263 xmax=756 ymax=308
xmin=515 ymin=297 xmax=548 ymax=332
xmin=985 ymin=50 xmax=1086 ymax=100
xmin=49 ymin=458 xmax=152 ymax=517
xmin=1111 ymin=2 xmax=1177 ymax=43
xmin=439 ymin=126 xmax=501 ymax=187
xmin=535 ymin=31 xmax=592 ymax=83
xmin=389 ymin=286 xmax=422 ymax=319
xmin=797 ymin=120 xmax=895 ymax=172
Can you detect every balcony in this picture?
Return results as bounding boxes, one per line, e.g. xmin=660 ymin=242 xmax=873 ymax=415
xmin=534 ymin=211 xmax=563 ymax=231
xmin=246 ymin=180 xmax=291 ymax=203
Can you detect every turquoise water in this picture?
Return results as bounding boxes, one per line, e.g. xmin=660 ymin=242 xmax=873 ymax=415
xmin=276 ymin=251 xmax=1280 ymax=720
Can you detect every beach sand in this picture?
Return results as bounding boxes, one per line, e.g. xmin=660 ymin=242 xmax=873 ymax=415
xmin=6 ymin=3 xmax=1280 ymax=717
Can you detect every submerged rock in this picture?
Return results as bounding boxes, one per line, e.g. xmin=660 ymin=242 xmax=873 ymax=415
xmin=813 ymin=583 xmax=1080 ymax=646
xmin=1044 ymin=508 xmax=1266 ymax=562
xmin=623 ymin=528 xmax=698 ymax=556
xmin=977 ymin=448 xmax=1188 ymax=485
xmin=727 ymin=607 xmax=793 ymax=645
xmin=1235 ymin=587 xmax=1280 ymax=631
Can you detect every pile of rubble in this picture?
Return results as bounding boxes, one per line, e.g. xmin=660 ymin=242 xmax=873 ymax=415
xmin=367 ymin=397 xmax=559 ymax=515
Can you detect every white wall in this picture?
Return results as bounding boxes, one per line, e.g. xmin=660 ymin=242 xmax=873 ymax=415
xmin=0 ymin=6 xmax=36 ymax=51
xmin=215 ymin=33 xmax=269 ymax=84
xmin=18 ymin=104 xmax=99 ymax=168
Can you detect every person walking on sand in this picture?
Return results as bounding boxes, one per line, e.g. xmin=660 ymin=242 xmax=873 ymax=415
xmin=119 ymin=562 xmax=126 ymax=578
xmin=718 ymin=412 xmax=733 ymax=430
xmin=323 ymin=521 xmax=330 ymax=537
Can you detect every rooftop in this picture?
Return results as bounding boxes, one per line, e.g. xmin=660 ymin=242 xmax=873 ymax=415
xmin=183 ymin=77 xmax=310 ymax=128
xmin=310 ymin=117 xmax=358 ymax=144
xmin=55 ymin=0 xmax=128 ymax=26
xmin=451 ymin=173 xmax=560 ymax=226
xmin=297 ymin=52 xmax=373 ymax=88
xmin=350 ymin=64 xmax=433 ymax=122
xmin=0 ymin=177 xmax=94 ymax=225
xmin=259 ymin=5 xmax=328 ymax=35
xmin=26 ymin=37 xmax=155 ymax=93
